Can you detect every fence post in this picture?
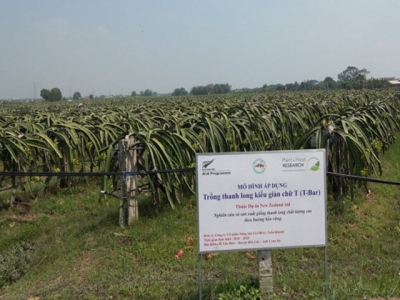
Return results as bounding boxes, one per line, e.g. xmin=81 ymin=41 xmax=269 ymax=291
xmin=118 ymin=135 xmax=138 ymax=227
xmin=258 ymin=250 xmax=273 ymax=299
xmin=60 ymin=150 xmax=69 ymax=188
xmin=126 ymin=135 xmax=138 ymax=225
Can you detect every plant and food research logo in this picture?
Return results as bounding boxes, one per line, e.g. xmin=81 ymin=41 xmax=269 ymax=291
xmin=253 ymin=158 xmax=266 ymax=174
xmin=307 ymin=157 xmax=320 ymax=171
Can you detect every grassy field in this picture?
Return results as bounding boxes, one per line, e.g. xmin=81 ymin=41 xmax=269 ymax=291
xmin=0 ymin=142 xmax=400 ymax=299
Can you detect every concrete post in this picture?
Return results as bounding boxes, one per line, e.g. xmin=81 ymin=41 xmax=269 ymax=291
xmin=258 ymin=250 xmax=273 ymax=299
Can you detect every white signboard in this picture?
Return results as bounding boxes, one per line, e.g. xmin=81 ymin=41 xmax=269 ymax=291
xmin=197 ymin=150 xmax=326 ymax=253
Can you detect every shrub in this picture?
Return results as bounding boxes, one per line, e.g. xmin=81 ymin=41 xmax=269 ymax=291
xmin=0 ymin=242 xmax=33 ymax=287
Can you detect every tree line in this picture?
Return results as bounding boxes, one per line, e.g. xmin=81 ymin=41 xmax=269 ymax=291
xmin=40 ymin=66 xmax=395 ymax=102
xmin=259 ymin=66 xmax=391 ymax=92
xmin=131 ymin=83 xmax=231 ymax=97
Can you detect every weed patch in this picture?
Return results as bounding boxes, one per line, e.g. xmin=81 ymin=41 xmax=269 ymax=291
xmin=0 ymin=242 xmax=34 ymax=288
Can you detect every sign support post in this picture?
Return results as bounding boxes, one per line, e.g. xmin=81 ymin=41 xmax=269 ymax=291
xmin=324 ymin=246 xmax=328 ymax=297
xmin=198 ymin=254 xmax=202 ymax=300
xmin=258 ymin=250 xmax=273 ymax=298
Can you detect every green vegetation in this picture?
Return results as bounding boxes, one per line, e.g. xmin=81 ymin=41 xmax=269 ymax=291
xmin=1 ymin=90 xmax=400 ymax=208
xmin=255 ymin=67 xmax=391 ymax=92
xmin=0 ymin=91 xmax=399 ymax=298
xmin=140 ymin=89 xmax=154 ymax=96
xmin=0 ymin=134 xmax=399 ymax=299
xmin=171 ymin=87 xmax=189 ymax=96
xmin=40 ymin=88 xmax=62 ymax=102
xmin=0 ymin=241 xmax=33 ymax=286
xmin=73 ymin=91 xmax=82 ymax=100
xmin=190 ymin=83 xmax=231 ymax=95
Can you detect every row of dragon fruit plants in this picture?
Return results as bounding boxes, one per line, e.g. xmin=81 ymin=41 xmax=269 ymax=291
xmin=1 ymin=89 xmax=399 ymax=206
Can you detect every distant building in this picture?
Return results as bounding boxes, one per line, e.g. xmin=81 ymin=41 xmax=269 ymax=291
xmin=378 ymin=77 xmax=400 ymax=87
xmin=388 ymin=78 xmax=400 ymax=86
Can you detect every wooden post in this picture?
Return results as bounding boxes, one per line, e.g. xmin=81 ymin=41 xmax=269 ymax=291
xmin=118 ymin=135 xmax=138 ymax=227
xmin=258 ymin=250 xmax=273 ymax=299
xmin=60 ymin=150 xmax=69 ymax=188
xmin=126 ymin=135 xmax=138 ymax=225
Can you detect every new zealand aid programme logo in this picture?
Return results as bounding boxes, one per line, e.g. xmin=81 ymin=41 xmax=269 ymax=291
xmin=307 ymin=157 xmax=320 ymax=171
xmin=201 ymin=159 xmax=231 ymax=176
xmin=202 ymin=159 xmax=214 ymax=169
xmin=253 ymin=158 xmax=266 ymax=174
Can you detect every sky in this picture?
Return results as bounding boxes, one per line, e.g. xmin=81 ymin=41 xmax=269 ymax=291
xmin=1 ymin=0 xmax=400 ymax=99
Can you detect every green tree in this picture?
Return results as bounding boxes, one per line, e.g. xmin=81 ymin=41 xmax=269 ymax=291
xmin=50 ymin=88 xmax=62 ymax=101
xmin=324 ymin=77 xmax=336 ymax=89
xmin=339 ymin=81 xmax=352 ymax=90
xmin=40 ymin=89 xmax=51 ymax=101
xmin=367 ymin=78 xmax=391 ymax=89
xmin=171 ymin=87 xmax=188 ymax=96
xmin=338 ymin=66 xmax=359 ymax=82
xmin=285 ymin=83 xmax=298 ymax=91
xmin=140 ymin=89 xmax=153 ymax=96
xmin=190 ymin=86 xmax=208 ymax=95
xmin=73 ymin=92 xmax=82 ymax=100
xmin=298 ymin=80 xmax=314 ymax=90
xmin=358 ymin=68 xmax=370 ymax=81
xmin=213 ymin=83 xmax=231 ymax=94
xmin=314 ymin=81 xmax=326 ymax=90
xmin=190 ymin=83 xmax=231 ymax=95
xmin=206 ymin=84 xmax=214 ymax=95
xmin=260 ymin=84 xmax=268 ymax=92
xmin=144 ymin=89 xmax=153 ymax=96
xmin=131 ymin=91 xmax=137 ymax=97
xmin=338 ymin=66 xmax=369 ymax=83
xmin=276 ymin=84 xmax=285 ymax=91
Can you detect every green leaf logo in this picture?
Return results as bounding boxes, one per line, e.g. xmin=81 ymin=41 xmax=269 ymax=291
xmin=308 ymin=158 xmax=320 ymax=171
